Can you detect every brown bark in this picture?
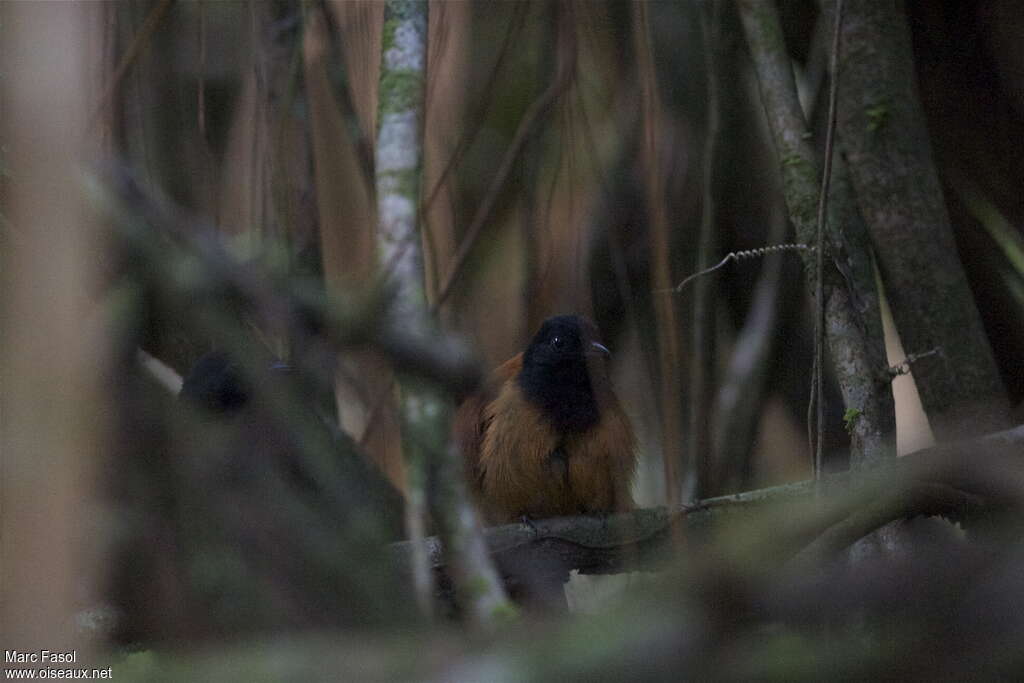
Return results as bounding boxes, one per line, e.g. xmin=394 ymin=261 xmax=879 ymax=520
xmin=304 ymin=6 xmax=406 ymax=492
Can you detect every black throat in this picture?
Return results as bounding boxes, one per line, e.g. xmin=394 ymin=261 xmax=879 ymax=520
xmin=517 ymin=354 xmax=600 ymax=434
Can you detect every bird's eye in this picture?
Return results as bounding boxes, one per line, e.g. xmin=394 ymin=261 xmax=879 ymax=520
xmin=550 ymin=335 xmax=565 ymax=350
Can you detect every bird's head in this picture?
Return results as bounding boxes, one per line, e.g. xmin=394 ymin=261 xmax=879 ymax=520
xmin=518 ymin=314 xmax=611 ymax=432
xmin=522 ymin=315 xmax=610 ymax=368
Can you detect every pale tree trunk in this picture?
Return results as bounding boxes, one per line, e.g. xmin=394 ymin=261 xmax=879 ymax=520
xmin=375 ymin=0 xmax=511 ymax=629
xmin=0 ymin=1 xmax=107 ymax=653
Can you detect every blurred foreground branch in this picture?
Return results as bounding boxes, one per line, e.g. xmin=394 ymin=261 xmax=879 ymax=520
xmin=1 ymin=0 xmax=105 ymax=652
xmin=117 ymin=414 xmax=1024 ymax=679
xmin=102 ymin=167 xmax=482 ymax=395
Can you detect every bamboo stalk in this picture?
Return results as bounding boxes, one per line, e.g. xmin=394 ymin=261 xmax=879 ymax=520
xmin=633 ymin=1 xmax=684 ymax=508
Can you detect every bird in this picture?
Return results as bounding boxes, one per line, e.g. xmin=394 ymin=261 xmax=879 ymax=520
xmin=456 ymin=315 xmax=636 ymax=525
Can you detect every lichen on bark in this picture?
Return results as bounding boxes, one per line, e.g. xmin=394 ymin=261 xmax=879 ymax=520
xmin=736 ymin=0 xmax=895 ymax=466
xmin=375 ymin=0 xmax=511 ymax=629
xmin=830 ymin=0 xmax=1010 ymax=438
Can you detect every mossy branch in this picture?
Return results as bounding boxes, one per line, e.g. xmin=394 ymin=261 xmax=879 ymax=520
xmin=392 ymin=424 xmax=1024 ymax=584
xmin=735 ymin=0 xmax=895 ymax=467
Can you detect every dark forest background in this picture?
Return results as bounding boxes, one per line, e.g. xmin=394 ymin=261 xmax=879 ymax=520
xmin=3 ymin=0 xmax=1024 ymax=679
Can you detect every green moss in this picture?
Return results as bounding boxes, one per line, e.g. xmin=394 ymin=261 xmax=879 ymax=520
xmin=490 ymin=602 xmax=520 ymax=622
xmin=866 ymin=102 xmax=890 ymax=132
xmin=379 ymin=168 xmax=421 ymax=202
xmin=843 ymin=407 xmax=863 ymax=434
xmin=385 ymin=0 xmax=423 ymax=24
xmin=382 ymin=16 xmax=398 ymax=53
xmin=382 ymin=1 xmax=426 ymax=54
xmin=781 ymin=152 xmax=806 ymax=168
xmin=744 ymin=0 xmax=784 ymax=51
xmin=379 ymin=70 xmax=424 ymax=115
xmin=465 ymin=575 xmax=490 ymax=598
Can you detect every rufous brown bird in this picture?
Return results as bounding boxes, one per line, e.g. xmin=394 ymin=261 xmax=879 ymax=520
xmin=456 ymin=315 xmax=636 ymax=525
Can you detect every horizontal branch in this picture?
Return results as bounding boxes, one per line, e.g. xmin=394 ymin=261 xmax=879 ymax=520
xmin=391 ymin=425 xmax=1024 ymax=580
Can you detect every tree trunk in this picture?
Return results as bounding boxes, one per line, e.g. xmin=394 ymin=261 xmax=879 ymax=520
xmin=737 ymin=0 xmax=896 ymax=466
xmin=832 ymin=0 xmax=1010 ymax=438
xmin=376 ymin=0 xmax=511 ymax=629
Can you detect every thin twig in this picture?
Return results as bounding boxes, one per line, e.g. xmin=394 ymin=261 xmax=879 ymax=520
xmin=430 ymin=24 xmax=576 ymax=311
xmin=419 ymin=3 xmax=529 ymax=218
xmin=886 ymin=347 xmax=942 ymax=378
xmin=89 ymin=0 xmax=175 ymax=131
xmin=691 ymin=0 xmax=723 ymax=498
xmin=662 ymin=244 xmax=814 ymax=293
xmin=197 ymin=0 xmax=207 ymax=140
xmin=812 ymin=0 xmax=844 ymax=481
xmin=378 ymin=54 xmax=561 ymax=318
xmin=807 ymin=357 xmax=817 ymax=477
xmin=714 ymin=207 xmax=790 ymax=491
xmin=136 ymin=348 xmax=183 ymax=395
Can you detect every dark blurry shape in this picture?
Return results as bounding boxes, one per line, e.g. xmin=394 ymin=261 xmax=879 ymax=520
xmin=109 ymin=348 xmax=410 ymax=644
xmin=176 ymin=349 xmax=405 ymax=534
xmin=179 ymin=350 xmax=251 ymax=414
xmin=101 ymin=164 xmax=495 ymax=641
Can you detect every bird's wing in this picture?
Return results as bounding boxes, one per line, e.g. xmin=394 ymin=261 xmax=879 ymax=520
xmin=454 ymin=353 xmax=522 ymax=493
xmin=490 ymin=353 xmax=524 ymax=386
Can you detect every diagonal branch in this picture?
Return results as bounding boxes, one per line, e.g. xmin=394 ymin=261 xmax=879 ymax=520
xmin=431 ymin=23 xmax=576 ymax=311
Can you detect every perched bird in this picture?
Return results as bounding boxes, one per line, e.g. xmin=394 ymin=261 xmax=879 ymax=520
xmin=456 ymin=315 xmax=636 ymax=525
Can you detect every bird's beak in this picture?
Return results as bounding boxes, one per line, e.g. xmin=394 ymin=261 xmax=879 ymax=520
xmin=589 ymin=341 xmax=611 ymax=357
